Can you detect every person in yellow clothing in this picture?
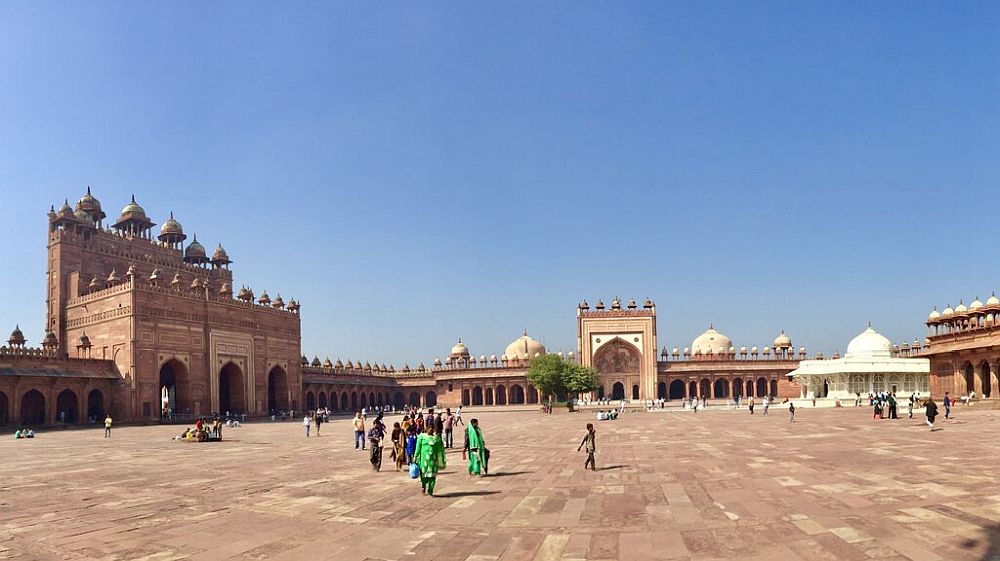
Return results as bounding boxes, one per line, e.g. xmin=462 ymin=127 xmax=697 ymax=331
xmin=104 ymin=415 xmax=112 ymax=438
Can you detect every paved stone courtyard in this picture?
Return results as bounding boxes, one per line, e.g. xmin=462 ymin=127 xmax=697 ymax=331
xmin=3 ymin=406 xmax=1000 ymax=561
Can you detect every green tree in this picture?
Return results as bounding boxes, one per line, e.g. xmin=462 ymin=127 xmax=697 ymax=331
xmin=525 ymin=354 xmax=566 ymax=403
xmin=563 ymin=364 xmax=600 ymax=395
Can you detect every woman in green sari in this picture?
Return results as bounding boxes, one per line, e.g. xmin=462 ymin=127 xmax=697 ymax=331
xmin=413 ymin=424 xmax=446 ymax=496
xmin=463 ymin=418 xmax=487 ymax=476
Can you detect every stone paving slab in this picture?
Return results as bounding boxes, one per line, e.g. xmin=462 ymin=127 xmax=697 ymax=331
xmin=3 ymin=406 xmax=1000 ymax=560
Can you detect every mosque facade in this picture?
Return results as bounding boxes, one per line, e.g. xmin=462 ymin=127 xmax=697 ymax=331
xmin=919 ymin=294 xmax=1000 ymax=399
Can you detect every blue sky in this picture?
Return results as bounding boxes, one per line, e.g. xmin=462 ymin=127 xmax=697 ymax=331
xmin=1 ymin=2 xmax=998 ymax=365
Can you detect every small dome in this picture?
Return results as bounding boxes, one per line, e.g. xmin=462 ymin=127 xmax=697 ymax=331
xmin=159 ymin=212 xmax=184 ymax=238
xmin=211 ymin=244 xmax=231 ymax=264
xmin=402 ymin=364 xmax=411 ymax=372
xmin=773 ymin=330 xmax=792 ymax=349
xmin=323 ymin=357 xmax=333 ymax=368
xmin=78 ymin=332 xmax=92 ymax=347
xmin=335 ymin=359 xmax=343 ymax=368
xmin=643 ymin=298 xmax=654 ymax=309
xmin=691 ymin=325 xmax=732 ymax=355
xmin=272 ymin=294 xmax=284 ymax=308
xmin=970 ymin=297 xmax=984 ymax=310
xmin=300 ymin=355 xmax=309 ymax=365
xmin=8 ymin=325 xmax=25 ymax=346
xmin=346 ymin=360 xmax=354 ymax=369
xmin=74 ymin=208 xmax=95 ymax=224
xmin=41 ymin=331 xmax=57 ymax=347
xmin=311 ymin=356 xmax=321 ymax=367
xmin=751 ymin=346 xmax=758 ymax=353
xmin=942 ymin=305 xmax=954 ymax=316
xmin=505 ymin=330 xmax=546 ymax=361
xmin=845 ymin=325 xmax=892 ymax=358
xmin=928 ymin=307 xmax=940 ymax=321
xmin=76 ymin=187 xmax=105 ymax=220
xmin=490 ymin=354 xmax=497 ymax=361
xmin=578 ymin=300 xmax=589 ymax=309
xmin=450 ymin=338 xmax=470 ymax=358
xmin=988 ymin=293 xmax=1000 ymax=306
xmin=740 ymin=346 xmax=748 ymax=354
xmin=120 ymin=195 xmax=147 ymax=219
xmin=433 ymin=357 xmax=442 ymax=366
xmin=258 ymin=291 xmax=271 ymax=305
xmin=611 ymin=297 xmax=622 ymax=309
xmin=955 ymin=300 xmax=968 ymax=313
xmin=184 ymin=235 xmax=208 ymax=263
xmin=480 ymin=354 xmax=487 ymax=363
xmin=58 ymin=200 xmax=75 ymax=219
xmin=595 ymin=299 xmax=605 ymax=310
xmin=107 ymin=269 xmax=120 ymax=284
xmin=626 ymin=298 xmax=637 ymax=309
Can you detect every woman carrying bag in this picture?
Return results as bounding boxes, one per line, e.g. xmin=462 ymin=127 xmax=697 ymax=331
xmin=412 ymin=424 xmax=446 ymax=496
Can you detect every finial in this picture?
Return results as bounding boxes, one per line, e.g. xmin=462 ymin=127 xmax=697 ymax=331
xmin=169 ymin=211 xmax=174 ymax=219
xmin=709 ymin=323 xmax=714 ymax=329
xmin=523 ymin=329 xmax=528 ymax=336
xmin=130 ymin=194 xmax=136 ymax=203
xmin=87 ymin=185 xmax=91 ymax=194
xmin=868 ymin=320 xmax=872 ymax=328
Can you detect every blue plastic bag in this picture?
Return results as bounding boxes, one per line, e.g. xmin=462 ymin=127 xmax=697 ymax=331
xmin=408 ymin=462 xmax=420 ymax=479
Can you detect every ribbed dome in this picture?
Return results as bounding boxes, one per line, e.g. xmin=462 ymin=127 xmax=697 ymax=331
xmin=773 ymin=330 xmax=792 ymax=349
xmin=955 ymin=300 xmax=968 ymax=313
xmin=42 ymin=331 xmax=58 ymax=346
xmin=970 ymin=297 xmax=984 ymax=310
xmin=928 ymin=307 xmax=940 ymax=321
xmin=988 ymin=293 xmax=1000 ymax=306
xmin=691 ymin=325 xmax=732 ymax=355
xmin=184 ymin=235 xmax=208 ymax=264
xmin=76 ymin=187 xmax=105 ymax=220
xmin=8 ymin=325 xmax=25 ymax=346
xmin=211 ymin=244 xmax=230 ymax=264
xmin=942 ymin=305 xmax=954 ymax=316
xmin=159 ymin=212 xmax=184 ymax=235
xmin=450 ymin=338 xmax=470 ymax=358
xmin=504 ymin=330 xmax=546 ymax=360
xmin=845 ymin=326 xmax=892 ymax=358
xmin=58 ymin=200 xmax=75 ymax=219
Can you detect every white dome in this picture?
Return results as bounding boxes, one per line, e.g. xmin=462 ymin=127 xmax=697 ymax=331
xmin=450 ymin=338 xmax=470 ymax=358
xmin=970 ymin=297 xmax=984 ymax=310
xmin=955 ymin=300 xmax=968 ymax=313
xmin=504 ymin=330 xmax=546 ymax=360
xmin=928 ymin=307 xmax=940 ymax=321
xmin=691 ymin=325 xmax=732 ymax=355
xmin=773 ymin=330 xmax=792 ymax=349
xmin=845 ymin=326 xmax=892 ymax=358
xmin=988 ymin=293 xmax=1000 ymax=306
xmin=942 ymin=305 xmax=954 ymax=316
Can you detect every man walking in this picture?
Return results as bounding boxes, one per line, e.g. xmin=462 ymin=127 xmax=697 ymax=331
xmin=302 ymin=414 xmax=311 ymax=437
xmin=577 ymin=423 xmax=597 ymax=470
xmin=443 ymin=408 xmax=454 ymax=448
xmin=888 ymin=393 xmax=898 ymax=419
xmin=353 ymin=410 xmax=366 ymax=449
xmin=788 ymin=402 xmax=796 ymax=423
xmin=943 ymin=392 xmax=951 ymax=419
xmin=925 ymin=398 xmax=939 ymax=431
xmin=104 ymin=414 xmax=113 ymax=438
xmin=748 ymin=396 xmax=755 ymax=415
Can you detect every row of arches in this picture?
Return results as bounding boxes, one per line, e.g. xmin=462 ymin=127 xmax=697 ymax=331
xmin=961 ymin=360 xmax=997 ymax=398
xmin=303 ymin=388 xmax=439 ymax=412
xmin=592 ymin=378 xmax=781 ymax=401
xmin=460 ymin=384 xmax=538 ymax=406
xmin=0 ymin=388 xmax=106 ymax=426
xmin=158 ymin=359 xmax=292 ymax=416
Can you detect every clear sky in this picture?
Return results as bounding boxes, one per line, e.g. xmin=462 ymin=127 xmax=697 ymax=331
xmin=1 ymin=2 xmax=998 ymax=365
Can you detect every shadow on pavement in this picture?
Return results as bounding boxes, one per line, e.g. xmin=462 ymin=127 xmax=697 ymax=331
xmin=433 ymin=490 xmax=501 ymax=498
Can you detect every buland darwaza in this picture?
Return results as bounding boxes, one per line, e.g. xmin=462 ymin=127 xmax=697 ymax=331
xmin=0 ymin=188 xmax=982 ymax=427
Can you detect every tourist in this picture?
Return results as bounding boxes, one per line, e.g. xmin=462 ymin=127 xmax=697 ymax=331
xmin=391 ymin=422 xmax=406 ymax=471
xmin=943 ymin=392 xmax=951 ymax=419
xmin=748 ymin=396 xmax=755 ymax=415
xmin=313 ymin=409 xmax=323 ymax=436
xmin=434 ymin=412 xmax=444 ymax=436
xmin=925 ymin=398 xmax=938 ymax=431
xmin=888 ymin=393 xmax=898 ymax=419
xmin=463 ymin=418 xmax=488 ymax=476
xmin=302 ymin=414 xmax=311 ymax=437
xmin=788 ymin=402 xmax=796 ymax=423
xmin=353 ymin=410 xmax=366 ymax=450
xmin=104 ymin=414 xmax=113 ymax=438
xmin=907 ymin=394 xmax=915 ymax=419
xmin=443 ymin=409 xmax=455 ymax=448
xmin=405 ymin=426 xmax=418 ymax=464
xmin=873 ymin=398 xmax=882 ymax=420
xmin=763 ymin=396 xmax=770 ymax=416
xmin=577 ymin=423 xmax=597 ymax=471
xmin=413 ymin=425 xmax=446 ymax=496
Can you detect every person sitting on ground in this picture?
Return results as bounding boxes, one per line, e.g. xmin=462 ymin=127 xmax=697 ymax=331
xmin=14 ymin=428 xmax=22 ymax=439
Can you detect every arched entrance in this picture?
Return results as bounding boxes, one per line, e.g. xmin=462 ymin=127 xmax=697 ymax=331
xmin=342 ymin=392 xmax=350 ymax=410
xmin=770 ymin=379 xmax=778 ymax=396
xmin=496 ymin=385 xmax=506 ymax=405
xmin=318 ymin=392 xmax=327 ymax=408
xmin=305 ymin=391 xmax=315 ymax=410
xmin=732 ymin=378 xmax=743 ymax=398
xmin=0 ymin=390 xmax=9 ymax=425
xmin=631 ymin=385 xmax=640 ymax=400
xmin=20 ymin=389 xmax=45 ymax=425
xmin=86 ymin=389 xmax=104 ymax=422
xmin=360 ymin=393 xmax=367 ymax=409
xmin=56 ymin=389 xmax=79 ymax=423
xmin=425 ymin=391 xmax=437 ymax=407
xmin=746 ymin=380 xmax=753 ymax=397
xmin=596 ymin=386 xmax=605 ymax=399
xmin=964 ymin=363 xmax=975 ymax=394
xmin=159 ymin=359 xmax=189 ymax=417
xmin=527 ymin=386 xmax=538 ymax=404
xmin=657 ymin=381 xmax=667 ymax=400
xmin=510 ymin=384 xmax=525 ymax=404
xmin=267 ymin=366 xmax=289 ymax=412
xmin=409 ymin=392 xmax=420 ymax=407
xmin=351 ymin=392 xmax=358 ymax=410
xmin=461 ymin=389 xmax=470 ymax=406
xmin=369 ymin=392 xmax=375 ymax=407
xmin=669 ymin=380 xmax=685 ymax=399
xmin=395 ymin=392 xmax=406 ymax=408
xmin=713 ymin=379 xmax=727 ymax=399
xmin=219 ymin=362 xmax=246 ymax=414
xmin=699 ymin=379 xmax=710 ymax=398
xmin=472 ymin=387 xmax=483 ymax=405
xmin=756 ymin=377 xmax=768 ymax=397
xmin=688 ymin=381 xmax=697 ymax=398
xmin=611 ymin=382 xmax=625 ymax=400
xmin=485 ymin=387 xmax=494 ymax=405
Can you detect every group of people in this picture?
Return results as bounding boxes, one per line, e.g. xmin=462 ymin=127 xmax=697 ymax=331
xmin=597 ymin=409 xmax=618 ymax=421
xmin=13 ymin=427 xmax=36 ymax=438
xmin=173 ymin=417 xmax=225 ymax=442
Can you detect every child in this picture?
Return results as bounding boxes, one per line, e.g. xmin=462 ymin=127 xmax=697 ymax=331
xmin=577 ymin=423 xmax=597 ymax=471
xmin=789 ymin=402 xmax=796 ymax=423
xmin=405 ymin=427 xmax=418 ymax=465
